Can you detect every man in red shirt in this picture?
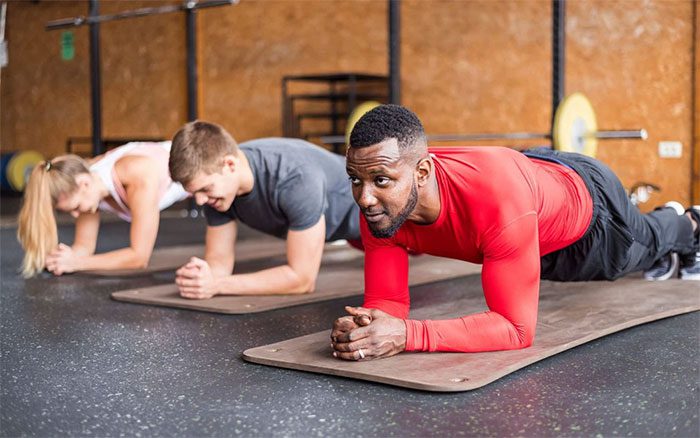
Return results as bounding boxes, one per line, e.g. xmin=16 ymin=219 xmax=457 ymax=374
xmin=330 ymin=104 xmax=700 ymax=361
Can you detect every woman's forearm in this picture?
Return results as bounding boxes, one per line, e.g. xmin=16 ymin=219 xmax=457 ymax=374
xmin=74 ymin=247 xmax=151 ymax=271
xmin=71 ymin=244 xmax=94 ymax=257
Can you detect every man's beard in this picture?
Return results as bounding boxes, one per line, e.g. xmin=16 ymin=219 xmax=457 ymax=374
xmin=367 ymin=182 xmax=418 ymax=239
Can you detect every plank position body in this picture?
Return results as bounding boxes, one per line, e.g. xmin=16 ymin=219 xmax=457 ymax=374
xmin=331 ymin=104 xmax=700 ymax=361
xmin=168 ymin=121 xmax=361 ymax=298
xmin=17 ymin=142 xmax=189 ymax=277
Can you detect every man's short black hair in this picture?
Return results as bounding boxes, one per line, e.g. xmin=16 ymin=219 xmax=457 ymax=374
xmin=348 ymin=104 xmax=426 ymax=151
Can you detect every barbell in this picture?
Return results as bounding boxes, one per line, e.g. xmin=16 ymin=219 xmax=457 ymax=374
xmin=322 ymin=93 xmax=647 ymax=158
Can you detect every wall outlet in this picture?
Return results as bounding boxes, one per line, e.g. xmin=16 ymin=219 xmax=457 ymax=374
xmin=658 ymin=141 xmax=682 ymax=158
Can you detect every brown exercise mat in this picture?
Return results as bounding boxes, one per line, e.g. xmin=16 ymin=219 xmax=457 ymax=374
xmin=243 ymin=276 xmax=699 ymax=392
xmin=111 ymin=252 xmax=482 ymax=313
xmin=86 ymin=237 xmax=347 ymax=276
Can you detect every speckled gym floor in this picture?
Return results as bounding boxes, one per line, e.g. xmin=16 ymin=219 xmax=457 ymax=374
xmin=1 ymin=208 xmax=698 ymax=436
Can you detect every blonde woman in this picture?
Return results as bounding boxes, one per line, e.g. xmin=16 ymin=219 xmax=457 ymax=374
xmin=17 ymin=141 xmax=189 ymax=277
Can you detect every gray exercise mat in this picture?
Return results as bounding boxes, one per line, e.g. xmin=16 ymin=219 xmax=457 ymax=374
xmin=111 ymin=252 xmax=482 ymax=313
xmin=243 ymin=276 xmax=700 ymax=392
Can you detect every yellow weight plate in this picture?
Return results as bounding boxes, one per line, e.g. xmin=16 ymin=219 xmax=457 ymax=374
xmin=552 ymin=92 xmax=598 ymax=157
xmin=8 ymin=150 xmax=44 ymax=191
xmin=345 ymin=101 xmax=382 ymax=145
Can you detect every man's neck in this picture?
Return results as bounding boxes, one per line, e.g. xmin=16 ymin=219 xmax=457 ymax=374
xmin=411 ymin=172 xmax=441 ymax=225
xmin=236 ymin=151 xmax=255 ymax=196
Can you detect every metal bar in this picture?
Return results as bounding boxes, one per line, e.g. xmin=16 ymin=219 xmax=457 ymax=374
xmin=320 ymin=132 xmax=548 ymax=144
xmin=47 ymin=0 xmax=236 ymax=30
xmin=691 ymin=0 xmax=698 ymax=204
xmin=330 ymin=80 xmax=338 ymax=135
xmin=430 ymin=130 xmax=648 ymax=142
xmin=186 ymin=7 xmax=198 ymax=121
xmin=185 ymin=6 xmax=201 ymax=216
xmin=552 ymin=0 xmax=565 ymax=125
xmin=348 ymin=75 xmax=357 ymax=114
xmin=588 ymin=129 xmax=648 ymax=140
xmin=281 ymin=78 xmax=289 ymax=136
xmin=320 ymin=128 xmax=648 ymax=145
xmin=388 ymin=0 xmax=400 ymax=104
xmin=427 ymin=132 xmax=549 ymax=142
xmin=318 ymin=135 xmax=350 ymax=144
xmin=0 ymin=3 xmax=7 ymax=70
xmin=89 ymin=0 xmax=103 ymax=156
xmin=1 ymin=2 xmax=7 ymax=41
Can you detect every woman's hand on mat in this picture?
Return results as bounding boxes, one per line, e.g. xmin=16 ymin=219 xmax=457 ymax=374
xmin=331 ymin=306 xmax=406 ymax=361
xmin=175 ymin=257 xmax=218 ymax=299
xmin=45 ymin=243 xmax=79 ymax=276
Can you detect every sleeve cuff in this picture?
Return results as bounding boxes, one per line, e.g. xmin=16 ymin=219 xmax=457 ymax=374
xmin=363 ymin=299 xmax=409 ymax=319
xmin=404 ymin=319 xmax=430 ymax=352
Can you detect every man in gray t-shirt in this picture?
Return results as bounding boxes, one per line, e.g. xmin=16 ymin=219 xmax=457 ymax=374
xmin=204 ymin=138 xmax=359 ymax=243
xmin=168 ymin=121 xmax=361 ymax=299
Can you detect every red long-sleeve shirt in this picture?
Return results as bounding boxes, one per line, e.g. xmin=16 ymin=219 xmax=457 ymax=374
xmin=361 ymin=147 xmax=593 ymax=352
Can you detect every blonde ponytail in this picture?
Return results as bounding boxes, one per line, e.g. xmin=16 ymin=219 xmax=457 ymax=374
xmin=17 ymin=156 xmax=90 ymax=278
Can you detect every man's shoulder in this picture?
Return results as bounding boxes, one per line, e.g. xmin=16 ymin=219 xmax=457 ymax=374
xmin=240 ymin=137 xmax=323 ymax=153
xmin=431 ymin=146 xmax=531 ymax=183
xmin=429 ymin=146 xmax=522 ymax=163
xmin=242 ymin=138 xmax=342 ymax=176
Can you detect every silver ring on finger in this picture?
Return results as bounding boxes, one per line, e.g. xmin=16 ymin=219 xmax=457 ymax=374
xmin=358 ymin=348 xmax=365 ymax=359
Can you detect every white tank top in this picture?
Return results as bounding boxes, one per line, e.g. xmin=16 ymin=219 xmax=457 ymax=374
xmin=90 ymin=142 xmax=189 ymax=222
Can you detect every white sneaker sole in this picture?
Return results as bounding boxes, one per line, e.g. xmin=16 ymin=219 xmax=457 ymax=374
xmin=679 ymin=271 xmax=700 ymax=281
xmin=644 ymin=253 xmax=679 ymax=281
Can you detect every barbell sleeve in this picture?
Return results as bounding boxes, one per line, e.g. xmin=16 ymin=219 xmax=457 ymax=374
xmin=587 ymin=129 xmax=648 ymax=140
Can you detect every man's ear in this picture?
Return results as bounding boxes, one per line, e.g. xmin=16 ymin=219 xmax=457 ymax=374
xmin=415 ymin=156 xmax=433 ymax=187
xmin=222 ymin=154 xmax=238 ymax=172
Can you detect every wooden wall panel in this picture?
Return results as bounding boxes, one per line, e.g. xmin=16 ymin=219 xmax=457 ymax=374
xmin=0 ymin=1 xmax=186 ymax=158
xmin=99 ymin=1 xmax=186 ymax=142
xmin=198 ymin=0 xmax=387 ymax=141
xmin=567 ymin=0 xmax=694 ymax=208
xmin=402 ymin=0 xmax=551 ymax=142
xmin=1 ymin=0 xmax=695 ymax=207
xmin=1 ymin=1 xmax=89 ymax=156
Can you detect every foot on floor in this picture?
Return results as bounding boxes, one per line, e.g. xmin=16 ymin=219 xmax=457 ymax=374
xmin=679 ymin=206 xmax=700 ymax=280
xmin=644 ymin=252 xmax=679 ymax=281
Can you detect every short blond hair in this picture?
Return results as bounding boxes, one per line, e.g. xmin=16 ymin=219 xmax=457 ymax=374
xmin=169 ymin=121 xmax=239 ymax=185
xmin=17 ymin=155 xmax=91 ymax=277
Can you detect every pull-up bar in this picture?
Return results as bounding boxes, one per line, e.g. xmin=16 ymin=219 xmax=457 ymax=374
xmin=46 ymin=0 xmax=238 ymax=156
xmin=47 ymin=0 xmax=237 ymax=30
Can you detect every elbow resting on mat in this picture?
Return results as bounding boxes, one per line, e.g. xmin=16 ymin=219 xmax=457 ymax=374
xmin=110 ymin=247 xmax=152 ymax=270
xmin=274 ymin=265 xmax=317 ymax=294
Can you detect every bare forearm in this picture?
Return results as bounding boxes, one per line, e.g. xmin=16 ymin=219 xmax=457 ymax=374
xmin=71 ymin=244 xmax=94 ymax=257
xmin=213 ymin=264 xmax=315 ymax=295
xmin=74 ymin=247 xmax=150 ymax=271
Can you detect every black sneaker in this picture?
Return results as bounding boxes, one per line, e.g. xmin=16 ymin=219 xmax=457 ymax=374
xmin=679 ymin=251 xmax=700 ymax=280
xmin=644 ymin=252 xmax=679 ymax=281
xmin=679 ymin=206 xmax=700 ymax=281
xmin=684 ymin=205 xmax=700 ymax=237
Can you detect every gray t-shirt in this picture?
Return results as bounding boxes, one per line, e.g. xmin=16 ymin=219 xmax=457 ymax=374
xmin=204 ymin=138 xmax=360 ymax=242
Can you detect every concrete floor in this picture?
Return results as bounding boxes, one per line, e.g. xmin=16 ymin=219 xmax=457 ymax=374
xmin=1 ymin=215 xmax=698 ymax=436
